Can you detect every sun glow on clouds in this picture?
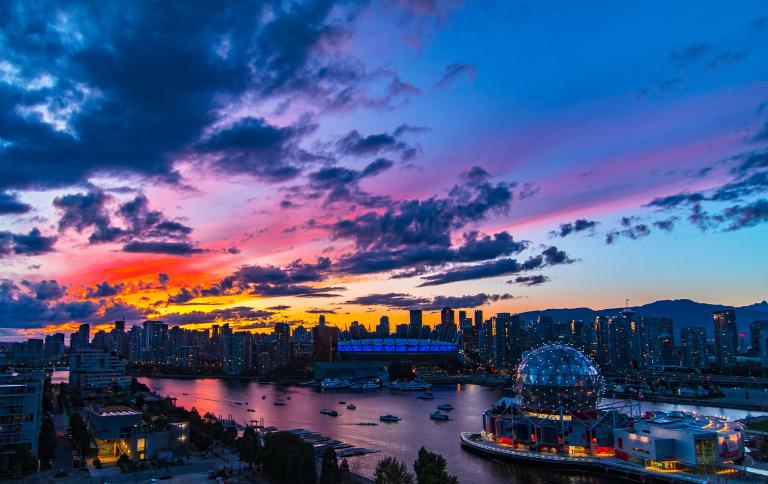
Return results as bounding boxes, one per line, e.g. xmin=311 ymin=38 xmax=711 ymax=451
xmin=0 ymin=2 xmax=766 ymax=340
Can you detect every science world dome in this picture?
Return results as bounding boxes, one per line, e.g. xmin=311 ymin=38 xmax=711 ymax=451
xmin=514 ymin=344 xmax=604 ymax=415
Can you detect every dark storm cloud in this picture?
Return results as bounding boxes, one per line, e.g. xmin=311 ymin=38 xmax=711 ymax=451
xmin=167 ymin=287 xmax=197 ymax=304
xmin=332 ymin=166 xmax=512 ymax=250
xmin=0 ymin=228 xmax=57 ymax=256
xmin=433 ymin=63 xmax=477 ymax=89
xmin=267 ymin=305 xmax=291 ymax=310
xmin=54 ymin=191 xmax=118 ymax=243
xmin=0 ymin=0 xmax=401 ymax=192
xmin=509 ymin=275 xmax=550 ymax=286
xmin=0 ymin=192 xmax=32 ymax=215
xmin=21 ymin=279 xmax=67 ymax=300
xmin=122 ymin=241 xmax=206 ymax=255
xmin=158 ymin=273 xmax=170 ymax=285
xmin=417 ymin=246 xmax=573 ymax=287
xmin=86 ymin=281 xmax=126 ymax=298
xmin=345 ymin=292 xmax=511 ymax=310
xmin=550 ymin=219 xmax=599 ymax=238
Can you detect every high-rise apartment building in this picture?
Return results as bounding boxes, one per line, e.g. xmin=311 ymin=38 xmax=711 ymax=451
xmin=681 ymin=327 xmax=707 ymax=369
xmin=713 ymin=310 xmax=737 ymax=367
xmin=0 ymin=371 xmax=43 ymax=473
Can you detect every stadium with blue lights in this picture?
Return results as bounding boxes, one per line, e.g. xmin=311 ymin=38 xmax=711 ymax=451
xmin=337 ymin=337 xmax=459 ymax=362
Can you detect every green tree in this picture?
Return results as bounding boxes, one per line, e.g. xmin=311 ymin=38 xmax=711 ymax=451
xmin=10 ymin=444 xmax=35 ymax=477
xmin=374 ymin=457 xmax=414 ymax=484
xmin=339 ymin=458 xmax=352 ymax=484
xmin=320 ymin=446 xmax=340 ymax=484
xmin=38 ymin=416 xmax=56 ymax=464
xmin=239 ymin=427 xmax=260 ymax=468
xmin=296 ymin=445 xmax=317 ymax=484
xmin=413 ymin=447 xmax=458 ymax=484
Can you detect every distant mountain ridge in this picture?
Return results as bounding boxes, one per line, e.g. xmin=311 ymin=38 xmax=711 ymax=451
xmin=516 ymin=299 xmax=768 ymax=338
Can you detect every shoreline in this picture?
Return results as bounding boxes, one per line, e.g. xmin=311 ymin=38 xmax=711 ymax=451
xmin=459 ymin=432 xmax=709 ymax=483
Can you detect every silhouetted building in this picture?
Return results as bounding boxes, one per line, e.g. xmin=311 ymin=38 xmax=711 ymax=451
xmin=474 ymin=310 xmax=483 ymax=329
xmin=376 ymin=316 xmax=390 ymax=337
xmin=494 ymin=313 xmax=524 ymax=370
xmin=70 ymin=323 xmax=90 ymax=351
xmin=273 ymin=322 xmax=290 ymax=367
xmin=409 ymin=309 xmax=422 ymax=338
xmin=313 ymin=324 xmax=339 ymax=362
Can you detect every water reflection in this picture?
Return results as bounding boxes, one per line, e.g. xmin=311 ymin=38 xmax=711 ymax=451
xmin=139 ymin=378 xmax=610 ymax=483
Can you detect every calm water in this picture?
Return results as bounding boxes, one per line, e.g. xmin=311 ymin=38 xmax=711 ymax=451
xmin=136 ymin=377 xmax=763 ymax=483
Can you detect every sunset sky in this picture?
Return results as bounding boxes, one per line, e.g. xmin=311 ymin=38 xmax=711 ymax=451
xmin=1 ymin=1 xmax=767 ymax=341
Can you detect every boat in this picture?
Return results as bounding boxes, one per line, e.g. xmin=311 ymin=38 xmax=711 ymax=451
xmin=286 ymin=396 xmax=291 ymax=400
xmin=339 ymin=400 xmax=346 ymax=404
xmin=437 ymin=403 xmax=454 ymax=411
xmin=321 ymin=378 xmax=352 ymax=390
xmin=262 ymin=395 xmax=266 ymax=400
xmin=389 ymin=380 xmax=431 ymax=391
xmin=417 ymin=392 xmax=434 ymax=400
xmin=320 ymin=409 xmax=339 ymax=417
xmin=379 ymin=414 xmax=401 ymax=422
xmin=430 ymin=411 xmax=450 ymax=421
xmin=247 ymin=408 xmax=255 ymax=412
xmin=182 ymin=393 xmax=188 ymax=395
xmin=273 ymin=400 xmax=285 ymax=406
xmin=361 ymin=382 xmax=381 ymax=390
xmin=346 ymin=403 xmax=356 ymax=410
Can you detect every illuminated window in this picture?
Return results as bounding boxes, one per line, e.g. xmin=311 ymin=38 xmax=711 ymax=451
xmin=137 ymin=438 xmax=145 ymax=451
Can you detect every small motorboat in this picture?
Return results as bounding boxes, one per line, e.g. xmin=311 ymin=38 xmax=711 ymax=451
xmin=182 ymin=393 xmax=188 ymax=396
xmin=379 ymin=414 xmax=401 ymax=422
xmin=339 ymin=401 xmax=346 ymax=404
xmin=262 ymin=395 xmax=266 ymax=400
xmin=321 ymin=409 xmax=339 ymax=417
xmin=273 ymin=400 xmax=285 ymax=406
xmin=430 ymin=411 xmax=450 ymax=421
xmin=286 ymin=396 xmax=291 ymax=400
xmin=346 ymin=403 xmax=356 ymax=410
xmin=417 ymin=392 xmax=434 ymax=400
xmin=437 ymin=403 xmax=454 ymax=411
xmin=247 ymin=408 xmax=256 ymax=412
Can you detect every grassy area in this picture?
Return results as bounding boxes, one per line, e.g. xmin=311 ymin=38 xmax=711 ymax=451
xmin=746 ymin=419 xmax=768 ymax=432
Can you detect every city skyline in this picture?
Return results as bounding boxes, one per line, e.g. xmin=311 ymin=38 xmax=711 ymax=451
xmin=1 ymin=1 xmax=767 ymax=341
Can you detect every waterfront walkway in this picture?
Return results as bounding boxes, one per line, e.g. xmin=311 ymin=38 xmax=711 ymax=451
xmin=460 ymin=432 xmax=710 ymax=483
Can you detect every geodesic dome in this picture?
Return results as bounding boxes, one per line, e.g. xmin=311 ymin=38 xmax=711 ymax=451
xmin=514 ymin=344 xmax=603 ymax=414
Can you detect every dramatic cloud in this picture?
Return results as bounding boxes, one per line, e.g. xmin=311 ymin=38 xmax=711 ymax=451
xmin=161 ymin=306 xmax=276 ymax=326
xmin=303 ymin=158 xmax=395 ymax=206
xmin=306 ymin=308 xmax=337 ymax=314
xmin=198 ymin=116 xmax=318 ymax=182
xmin=345 ymin=292 xmax=511 ymax=310
xmin=0 ymin=0 xmax=421 ymax=195
xmin=335 ymin=230 xmax=525 ymax=276
xmin=433 ymin=63 xmax=477 ymax=88
xmin=122 ymin=241 xmax=206 ymax=255
xmin=158 ymin=273 xmax=170 ymax=286
xmin=0 ymin=228 xmax=57 ymax=257
xmin=333 ymin=166 xmax=512 ymax=249
xmin=0 ymin=192 xmax=32 ymax=215
xmin=418 ymin=246 xmax=573 ymax=286
xmin=266 ymin=305 xmax=291 ymax=311
xmin=86 ymin=281 xmax=126 ymax=298
xmin=551 ymin=219 xmax=599 ymax=238
xmin=21 ymin=279 xmax=67 ymax=300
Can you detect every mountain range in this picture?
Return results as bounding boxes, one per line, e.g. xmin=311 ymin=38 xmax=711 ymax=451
xmin=517 ymin=299 xmax=768 ymax=339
